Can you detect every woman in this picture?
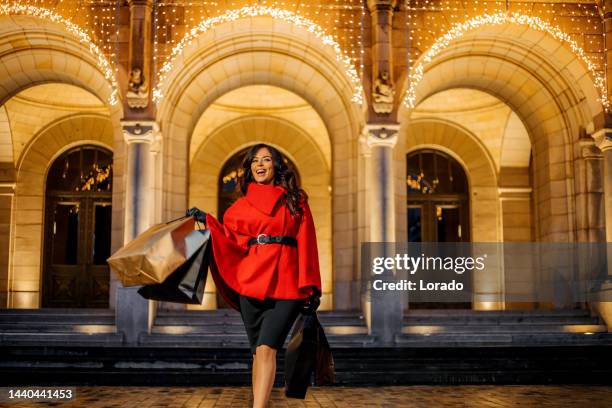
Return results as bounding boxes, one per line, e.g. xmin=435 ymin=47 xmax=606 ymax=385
xmin=187 ymin=143 xmax=322 ymax=407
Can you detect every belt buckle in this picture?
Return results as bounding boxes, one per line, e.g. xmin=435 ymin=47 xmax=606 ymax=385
xmin=256 ymin=234 xmax=267 ymax=244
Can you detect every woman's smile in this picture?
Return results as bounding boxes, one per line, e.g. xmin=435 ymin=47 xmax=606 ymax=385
xmin=251 ymin=147 xmax=275 ymax=184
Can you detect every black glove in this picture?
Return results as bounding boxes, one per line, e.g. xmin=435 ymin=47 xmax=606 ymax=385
xmin=186 ymin=207 xmax=207 ymax=223
xmin=302 ymin=287 xmax=321 ymax=315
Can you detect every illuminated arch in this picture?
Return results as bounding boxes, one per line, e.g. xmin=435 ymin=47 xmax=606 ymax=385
xmin=153 ymin=5 xmax=364 ymax=105
xmin=0 ymin=2 xmax=119 ymax=105
xmin=403 ymin=13 xmax=607 ymax=112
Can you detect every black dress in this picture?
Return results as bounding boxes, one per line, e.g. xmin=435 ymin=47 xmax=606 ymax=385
xmin=239 ymin=294 xmax=305 ymax=355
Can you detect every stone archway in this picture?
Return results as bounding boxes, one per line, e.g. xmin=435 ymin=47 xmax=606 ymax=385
xmin=401 ymin=119 xmax=502 ymax=310
xmin=0 ymin=14 xmax=125 ymax=308
xmin=402 ymin=119 xmax=499 ymax=242
xmin=156 ymin=16 xmax=365 ymax=309
xmin=10 ymin=114 xmax=114 ymax=308
xmin=398 ymin=23 xmax=602 ymax=243
xmin=0 ymin=11 xmax=119 ymax=107
xmin=401 ymin=17 xmax=603 ymax=121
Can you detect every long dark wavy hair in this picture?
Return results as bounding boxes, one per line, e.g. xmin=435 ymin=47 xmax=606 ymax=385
xmin=239 ymin=143 xmax=307 ymax=216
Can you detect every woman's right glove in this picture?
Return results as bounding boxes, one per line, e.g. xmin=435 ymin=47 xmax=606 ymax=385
xmin=302 ymin=286 xmax=321 ymax=315
xmin=186 ymin=207 xmax=207 ymax=223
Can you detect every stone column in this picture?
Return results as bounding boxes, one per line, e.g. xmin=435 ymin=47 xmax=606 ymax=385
xmin=0 ymin=181 xmax=14 ymax=307
xmin=123 ymin=0 xmax=154 ymax=115
xmin=590 ymin=128 xmax=612 ymax=328
xmin=591 ymin=132 xmax=612 ymax=243
xmin=367 ymin=0 xmax=398 ymax=117
xmin=361 ymin=124 xmax=402 ymax=345
xmin=363 ymin=1 xmax=401 ymax=343
xmin=116 ymin=121 xmax=159 ymax=344
xmin=579 ymin=138 xmax=605 ymax=242
xmin=364 ymin=125 xmax=399 ymax=242
xmin=593 ymin=130 xmax=612 ymax=276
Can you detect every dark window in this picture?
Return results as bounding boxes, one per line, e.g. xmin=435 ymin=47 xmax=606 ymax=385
xmin=47 ymin=146 xmax=113 ymax=193
xmin=406 ymin=150 xmax=467 ymax=195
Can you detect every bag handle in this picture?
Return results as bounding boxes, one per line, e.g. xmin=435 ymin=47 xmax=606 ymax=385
xmin=165 ymin=214 xmax=190 ymax=225
xmin=195 ymin=219 xmax=205 ymax=231
xmin=165 ymin=214 xmax=206 ymax=231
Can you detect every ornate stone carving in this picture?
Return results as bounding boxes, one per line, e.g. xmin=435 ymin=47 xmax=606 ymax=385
xmin=592 ymin=128 xmax=612 ymax=153
xmin=362 ymin=124 xmax=399 ymax=148
xmin=580 ymin=136 xmax=604 ymax=159
xmin=121 ymin=121 xmax=160 ymax=144
xmin=372 ymin=71 xmax=395 ymax=114
xmin=367 ymin=0 xmax=397 ymax=11
xmin=126 ymin=67 xmax=149 ymax=109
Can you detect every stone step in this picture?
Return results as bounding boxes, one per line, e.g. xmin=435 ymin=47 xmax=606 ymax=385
xmin=0 ymin=332 xmax=124 ymax=346
xmin=403 ymin=316 xmax=602 ymax=324
xmin=2 ymin=344 xmax=612 ymax=386
xmin=0 ymin=309 xmax=115 ymax=324
xmin=139 ymin=332 xmax=377 ymax=348
xmin=394 ymin=332 xmax=612 ymax=347
xmin=155 ymin=316 xmax=366 ymax=326
xmin=154 ymin=311 xmax=367 ymax=326
xmin=157 ymin=310 xmax=364 ymax=317
xmin=0 ymin=308 xmax=114 ymax=314
xmin=403 ymin=309 xmax=594 ymax=317
xmin=0 ymin=308 xmax=591 ymax=317
xmin=150 ymin=325 xmax=367 ymax=335
xmin=0 ymin=324 xmax=116 ymax=333
xmin=401 ymin=323 xmax=607 ymax=334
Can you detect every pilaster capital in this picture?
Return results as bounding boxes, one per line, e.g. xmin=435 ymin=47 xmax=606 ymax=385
xmin=579 ymin=137 xmax=604 ymax=159
xmin=127 ymin=0 xmax=153 ymax=8
xmin=361 ymin=124 xmax=399 ymax=149
xmin=591 ymin=127 xmax=612 ymax=153
xmin=121 ymin=121 xmax=160 ymax=145
xmin=367 ymin=0 xmax=398 ymax=12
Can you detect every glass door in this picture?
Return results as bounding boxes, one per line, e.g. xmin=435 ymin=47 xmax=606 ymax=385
xmin=42 ymin=145 xmax=112 ymax=308
xmin=406 ymin=149 xmax=471 ymax=309
xmin=43 ymin=201 xmax=81 ymax=307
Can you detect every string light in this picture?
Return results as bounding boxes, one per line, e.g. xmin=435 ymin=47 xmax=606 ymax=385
xmin=0 ymin=2 xmax=119 ymax=106
xmin=403 ymin=12 xmax=609 ymax=112
xmin=153 ymin=5 xmax=364 ymax=105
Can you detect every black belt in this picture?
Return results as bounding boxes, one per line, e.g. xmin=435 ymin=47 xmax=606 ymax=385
xmin=247 ymin=234 xmax=297 ymax=247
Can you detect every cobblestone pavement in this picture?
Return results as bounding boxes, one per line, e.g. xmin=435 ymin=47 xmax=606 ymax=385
xmin=4 ymin=385 xmax=612 ymax=407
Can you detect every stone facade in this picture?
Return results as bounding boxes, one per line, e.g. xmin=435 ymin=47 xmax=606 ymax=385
xmin=0 ymin=1 xmax=611 ymax=331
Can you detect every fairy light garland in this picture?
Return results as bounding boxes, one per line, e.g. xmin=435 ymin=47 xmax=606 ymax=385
xmin=403 ymin=12 xmax=609 ymax=112
xmin=0 ymin=2 xmax=119 ymax=106
xmin=153 ymin=5 xmax=364 ymax=105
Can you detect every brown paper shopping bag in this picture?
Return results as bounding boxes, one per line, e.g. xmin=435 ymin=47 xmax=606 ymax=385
xmin=107 ymin=216 xmax=207 ymax=287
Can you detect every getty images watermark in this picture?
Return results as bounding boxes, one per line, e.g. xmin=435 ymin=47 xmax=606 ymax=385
xmin=360 ymin=242 xmax=612 ymax=303
xmin=371 ymin=252 xmax=487 ymax=292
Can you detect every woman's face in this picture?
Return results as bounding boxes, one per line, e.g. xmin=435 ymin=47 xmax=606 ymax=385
xmin=251 ymin=147 xmax=275 ymax=185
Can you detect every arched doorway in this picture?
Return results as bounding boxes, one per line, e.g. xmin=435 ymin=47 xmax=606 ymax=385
xmin=407 ymin=149 xmax=471 ymax=309
xmin=42 ymin=145 xmax=113 ymax=308
xmin=406 ymin=149 xmax=469 ymax=243
xmin=215 ymin=145 xmax=300 ymax=307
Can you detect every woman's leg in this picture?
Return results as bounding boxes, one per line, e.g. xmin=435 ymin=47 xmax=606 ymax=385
xmin=252 ymin=353 xmax=257 ymax=399
xmin=253 ymin=344 xmax=276 ymax=408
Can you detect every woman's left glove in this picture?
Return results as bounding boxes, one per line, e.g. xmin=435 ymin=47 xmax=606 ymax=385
xmin=302 ymin=286 xmax=321 ymax=315
xmin=186 ymin=207 xmax=207 ymax=223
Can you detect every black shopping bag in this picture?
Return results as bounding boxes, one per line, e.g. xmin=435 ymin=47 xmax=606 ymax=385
xmin=284 ymin=313 xmax=318 ymax=399
xmin=314 ymin=317 xmax=335 ymax=386
xmin=137 ymin=229 xmax=210 ymax=304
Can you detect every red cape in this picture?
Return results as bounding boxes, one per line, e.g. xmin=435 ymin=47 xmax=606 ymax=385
xmin=207 ymin=182 xmax=321 ymax=311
